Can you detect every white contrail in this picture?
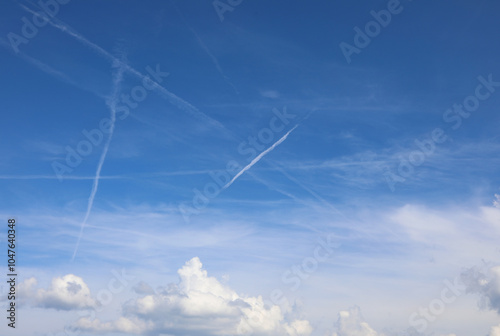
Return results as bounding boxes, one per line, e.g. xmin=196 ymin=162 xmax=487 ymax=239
xmin=71 ymin=63 xmax=125 ymax=262
xmin=223 ymin=125 xmax=298 ymax=190
xmin=172 ymin=2 xmax=239 ymax=94
xmin=265 ymin=161 xmax=346 ymax=218
xmin=20 ymin=4 xmax=227 ymax=132
xmin=188 ymin=27 xmax=239 ymax=95
xmin=0 ymin=38 xmax=105 ymax=99
xmin=0 ymin=42 xmax=71 ymax=82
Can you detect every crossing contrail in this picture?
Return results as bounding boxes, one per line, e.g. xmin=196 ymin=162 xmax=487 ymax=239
xmin=20 ymin=3 xmax=228 ymax=132
xmin=18 ymin=3 xmax=344 ymax=226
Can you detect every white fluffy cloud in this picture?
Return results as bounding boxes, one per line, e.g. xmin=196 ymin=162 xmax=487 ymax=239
xmin=76 ymin=257 xmax=312 ymax=335
xmin=331 ymin=306 xmax=381 ymax=336
xmin=19 ymin=274 xmax=97 ymax=310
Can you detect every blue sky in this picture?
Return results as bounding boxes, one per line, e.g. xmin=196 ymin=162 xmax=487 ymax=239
xmin=1 ymin=0 xmax=500 ymax=335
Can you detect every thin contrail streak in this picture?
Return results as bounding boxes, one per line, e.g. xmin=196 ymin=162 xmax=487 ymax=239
xmin=266 ymin=161 xmax=345 ymax=218
xmin=0 ymin=38 xmax=105 ymax=99
xmin=71 ymin=64 xmax=125 ymax=262
xmin=172 ymin=2 xmax=239 ymax=94
xmin=223 ymin=125 xmax=298 ymax=190
xmin=187 ymin=27 xmax=239 ymax=95
xmin=245 ymin=171 xmax=323 ymax=234
xmin=20 ymin=4 xmax=227 ymax=132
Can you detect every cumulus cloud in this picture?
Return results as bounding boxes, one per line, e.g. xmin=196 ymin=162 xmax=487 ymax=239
xmin=16 ymin=276 xmax=38 ymax=305
xmin=76 ymin=257 xmax=312 ymax=335
xmin=19 ymin=274 xmax=97 ymax=310
xmin=284 ymin=320 xmax=314 ymax=336
xmin=331 ymin=306 xmax=381 ymax=336
xmin=461 ymin=265 xmax=500 ymax=314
